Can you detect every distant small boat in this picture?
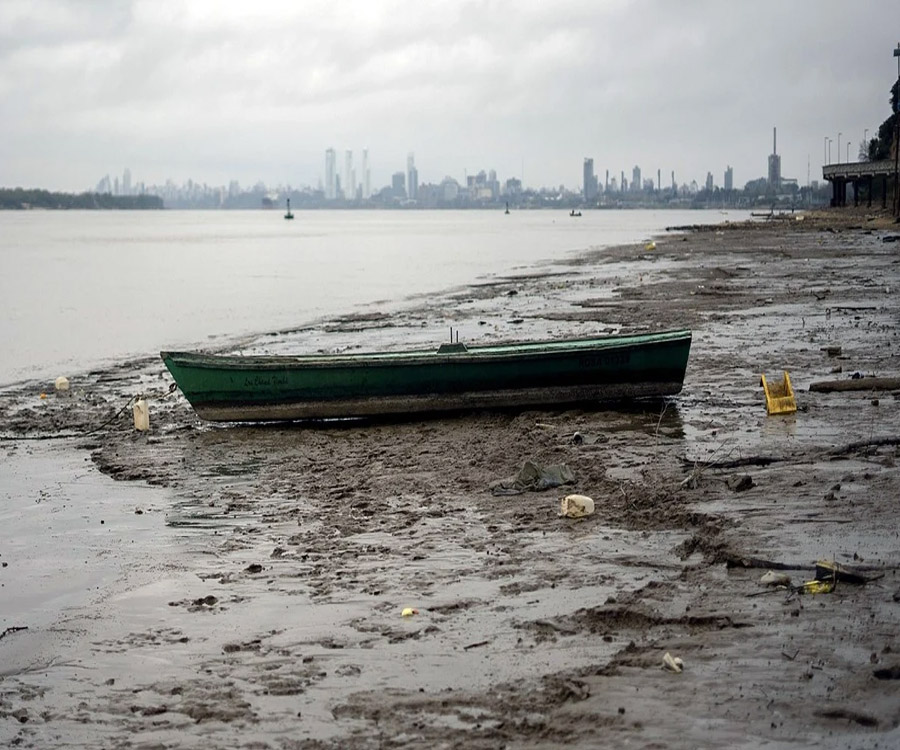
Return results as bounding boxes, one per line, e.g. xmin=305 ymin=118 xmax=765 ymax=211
xmin=161 ymin=329 xmax=692 ymax=422
xmin=505 ymin=201 xmax=510 ymax=215
xmin=570 ymin=210 xmax=582 ymax=217
xmin=284 ymin=198 xmax=294 ymax=220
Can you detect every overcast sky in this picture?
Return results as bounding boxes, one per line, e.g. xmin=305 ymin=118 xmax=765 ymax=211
xmin=1 ymin=0 xmax=898 ymax=193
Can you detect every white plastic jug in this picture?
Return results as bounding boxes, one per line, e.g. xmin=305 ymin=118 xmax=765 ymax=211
xmin=133 ymin=399 xmax=150 ymax=431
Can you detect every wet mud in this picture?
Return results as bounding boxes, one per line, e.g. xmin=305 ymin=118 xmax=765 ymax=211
xmin=2 ymin=209 xmax=900 ymax=748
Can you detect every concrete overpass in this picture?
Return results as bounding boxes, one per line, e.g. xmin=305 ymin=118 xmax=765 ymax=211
xmin=822 ymin=159 xmax=896 ymax=208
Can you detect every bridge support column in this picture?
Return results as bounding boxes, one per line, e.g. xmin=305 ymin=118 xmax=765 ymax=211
xmin=883 ymin=176 xmax=888 ymax=209
xmin=867 ymin=176 xmax=873 ymax=208
xmin=853 ymin=180 xmax=858 ymax=207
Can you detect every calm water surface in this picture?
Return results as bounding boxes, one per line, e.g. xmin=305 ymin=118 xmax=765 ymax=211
xmin=0 ymin=209 xmax=735 ymax=386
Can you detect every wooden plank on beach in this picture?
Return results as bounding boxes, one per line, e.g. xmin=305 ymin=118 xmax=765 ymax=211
xmin=809 ymin=377 xmax=900 ymax=393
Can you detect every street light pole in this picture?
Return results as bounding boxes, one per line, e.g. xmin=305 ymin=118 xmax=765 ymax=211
xmin=828 ymin=139 xmax=832 ymax=164
xmin=838 ymin=132 xmax=842 ymax=164
xmin=824 ymin=136 xmax=828 ymax=165
xmin=894 ymin=43 xmax=900 ymax=215
xmin=847 ymin=142 xmax=851 ymax=161
xmin=864 ymin=128 xmax=868 ymax=161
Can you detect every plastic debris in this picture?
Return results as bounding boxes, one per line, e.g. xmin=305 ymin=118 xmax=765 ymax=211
xmin=760 ymin=570 xmax=792 ymax=587
xmin=815 ymin=559 xmax=870 ymax=585
xmin=54 ymin=376 xmax=70 ymax=391
xmin=662 ymin=652 xmax=684 ymax=673
xmin=39 ymin=393 xmax=48 ymax=400
xmin=401 ymin=608 xmax=419 ymax=618
xmin=797 ymin=579 xmax=835 ymax=595
xmin=560 ymin=494 xmax=595 ymax=518
xmin=645 ymin=241 xmax=656 ymax=251
xmin=761 ymin=371 xmax=797 ymax=415
xmin=133 ymin=399 xmax=150 ymax=431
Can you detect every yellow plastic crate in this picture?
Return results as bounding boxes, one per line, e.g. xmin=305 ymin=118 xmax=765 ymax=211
xmin=761 ymin=371 xmax=797 ymax=415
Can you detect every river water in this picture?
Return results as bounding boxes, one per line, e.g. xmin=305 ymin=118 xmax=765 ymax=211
xmin=0 ymin=209 xmax=736 ymax=387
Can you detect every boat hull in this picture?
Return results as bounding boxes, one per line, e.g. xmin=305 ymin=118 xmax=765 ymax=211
xmin=161 ymin=330 xmax=691 ymax=422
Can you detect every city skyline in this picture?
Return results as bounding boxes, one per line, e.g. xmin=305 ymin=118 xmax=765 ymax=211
xmin=3 ymin=2 xmax=897 ymax=194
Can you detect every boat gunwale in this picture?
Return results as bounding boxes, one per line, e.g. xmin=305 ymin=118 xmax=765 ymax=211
xmin=161 ymin=330 xmax=692 ymax=371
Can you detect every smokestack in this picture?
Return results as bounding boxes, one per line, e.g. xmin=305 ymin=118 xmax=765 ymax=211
xmin=773 ymin=127 xmax=777 ymax=155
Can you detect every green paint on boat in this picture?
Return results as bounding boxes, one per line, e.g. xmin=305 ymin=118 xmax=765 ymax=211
xmin=161 ymin=329 xmax=692 ymax=421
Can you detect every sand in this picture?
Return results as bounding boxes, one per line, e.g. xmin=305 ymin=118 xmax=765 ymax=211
xmin=2 ymin=208 xmax=899 ymax=749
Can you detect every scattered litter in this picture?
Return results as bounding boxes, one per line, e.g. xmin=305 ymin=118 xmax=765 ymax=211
xmin=814 ymin=559 xmax=875 ymax=585
xmin=662 ymin=652 xmax=684 ymax=673
xmin=559 ymin=494 xmax=595 ymax=518
xmin=491 ymin=460 xmax=575 ymax=496
xmin=133 ymin=399 xmax=150 ymax=431
xmin=54 ymin=376 xmax=70 ymax=391
xmin=761 ymin=371 xmax=797 ymax=415
xmin=760 ymin=570 xmax=791 ymax=587
xmin=645 ymin=241 xmax=656 ymax=251
xmin=570 ymin=431 xmax=608 ymax=446
xmin=401 ymin=608 xmax=419 ymax=618
xmin=796 ymin=579 xmax=834 ymax=595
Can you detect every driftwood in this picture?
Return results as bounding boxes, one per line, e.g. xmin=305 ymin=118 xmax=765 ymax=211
xmin=724 ymin=555 xmax=806 ymax=571
xmin=828 ymin=436 xmax=900 ymax=456
xmin=809 ymin=377 xmax=900 ymax=393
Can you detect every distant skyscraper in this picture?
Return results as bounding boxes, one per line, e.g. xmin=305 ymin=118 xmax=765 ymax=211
xmin=767 ymin=127 xmax=781 ymax=189
xmin=705 ymin=172 xmax=714 ymax=192
xmin=632 ymin=165 xmax=641 ymax=193
xmin=362 ymin=149 xmax=370 ymax=199
xmin=407 ymin=153 xmax=418 ymax=201
xmin=344 ymin=150 xmax=355 ymax=200
xmin=583 ymin=158 xmax=597 ymax=201
xmin=325 ymin=148 xmax=336 ymax=199
xmin=724 ymin=165 xmax=734 ymax=191
xmin=122 ymin=168 xmax=132 ymax=196
xmin=392 ymin=171 xmax=406 ymax=198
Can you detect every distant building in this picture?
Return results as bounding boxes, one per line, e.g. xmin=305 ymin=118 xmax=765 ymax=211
xmin=583 ymin=158 xmax=598 ymax=201
xmin=344 ymin=151 xmax=356 ymax=200
xmin=392 ymin=171 xmax=406 ymax=199
xmin=487 ymin=169 xmax=500 ymax=200
xmin=632 ymin=165 xmax=641 ymax=192
xmin=705 ymin=172 xmax=714 ymax=192
xmin=441 ymin=176 xmax=460 ymax=201
xmin=504 ymin=177 xmax=522 ymax=196
xmin=768 ymin=127 xmax=782 ymax=189
xmin=407 ymin=153 xmax=418 ymax=201
xmin=122 ymin=168 xmax=132 ymax=196
xmin=361 ymin=149 xmax=370 ymax=199
xmin=724 ymin=165 xmax=734 ymax=191
xmin=325 ymin=149 xmax=336 ymax=199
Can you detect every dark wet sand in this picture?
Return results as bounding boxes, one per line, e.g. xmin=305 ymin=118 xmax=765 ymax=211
xmin=2 ymin=209 xmax=900 ymax=748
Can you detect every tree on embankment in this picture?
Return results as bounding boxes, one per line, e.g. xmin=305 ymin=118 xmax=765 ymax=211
xmin=868 ymin=80 xmax=899 ymax=161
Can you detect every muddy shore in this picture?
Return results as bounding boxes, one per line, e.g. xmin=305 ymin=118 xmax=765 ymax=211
xmin=2 ymin=209 xmax=900 ymax=749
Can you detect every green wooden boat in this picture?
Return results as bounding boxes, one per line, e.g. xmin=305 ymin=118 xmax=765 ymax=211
xmin=161 ymin=329 xmax=691 ymax=421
